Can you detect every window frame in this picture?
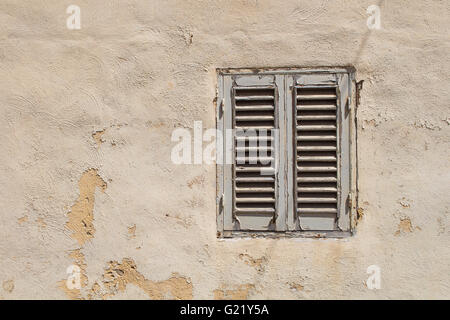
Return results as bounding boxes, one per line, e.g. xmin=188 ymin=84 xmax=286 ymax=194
xmin=216 ymin=67 xmax=357 ymax=238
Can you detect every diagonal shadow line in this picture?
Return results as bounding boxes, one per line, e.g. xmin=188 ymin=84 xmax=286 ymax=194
xmin=353 ymin=0 xmax=384 ymax=66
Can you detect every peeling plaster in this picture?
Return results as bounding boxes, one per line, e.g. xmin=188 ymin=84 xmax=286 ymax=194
xmin=58 ymin=249 xmax=88 ymax=300
xmin=65 ymin=169 xmax=107 ymax=246
xmin=395 ymin=217 xmax=421 ymax=236
xmin=92 ymin=258 xmax=193 ymax=300
xmin=214 ymin=284 xmax=255 ymax=300
xmin=2 ymin=280 xmax=14 ymax=293
xmin=92 ymin=129 xmax=106 ymax=147
xmin=239 ymin=253 xmax=267 ymax=272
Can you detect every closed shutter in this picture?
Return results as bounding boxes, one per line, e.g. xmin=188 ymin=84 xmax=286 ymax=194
xmin=234 ymin=85 xmax=277 ymax=231
xmin=295 ymin=85 xmax=338 ymax=230
xmin=222 ymin=74 xmax=286 ymax=232
xmin=218 ymin=69 xmax=354 ymax=236
xmin=292 ymin=73 xmax=351 ymax=231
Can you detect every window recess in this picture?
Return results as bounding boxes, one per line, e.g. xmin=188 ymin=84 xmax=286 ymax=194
xmin=217 ymin=68 xmax=356 ymax=238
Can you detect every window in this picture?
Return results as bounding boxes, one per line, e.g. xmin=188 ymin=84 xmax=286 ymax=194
xmin=216 ymin=68 xmax=357 ymax=238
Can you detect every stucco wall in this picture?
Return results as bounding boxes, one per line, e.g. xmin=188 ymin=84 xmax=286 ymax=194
xmin=0 ymin=0 xmax=449 ymax=299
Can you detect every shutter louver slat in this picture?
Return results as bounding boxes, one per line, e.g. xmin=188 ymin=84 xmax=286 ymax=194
xmin=236 ymin=176 xmax=275 ymax=182
xmin=235 ymin=95 xmax=274 ymax=101
xmin=235 ymin=115 xmax=275 ymax=121
xmin=297 ymin=177 xmax=337 ymax=182
xmin=296 ymin=105 xmax=336 ymax=111
xmin=297 ymin=146 xmax=336 ymax=151
xmin=296 ymin=125 xmax=337 ymax=131
xmin=233 ymin=87 xmax=277 ymax=229
xmin=236 ymin=105 xmax=274 ymax=111
xmin=297 ymin=94 xmax=336 ymax=100
xmin=297 ymin=115 xmax=336 ymax=120
xmin=295 ymin=87 xmax=338 ymax=230
xmin=297 ymin=135 xmax=336 ymax=141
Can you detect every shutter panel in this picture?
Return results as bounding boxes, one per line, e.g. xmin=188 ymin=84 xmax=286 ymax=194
xmin=223 ymin=74 xmax=285 ymax=231
xmin=294 ymin=75 xmax=339 ymax=231
xmin=234 ymin=85 xmax=276 ymax=230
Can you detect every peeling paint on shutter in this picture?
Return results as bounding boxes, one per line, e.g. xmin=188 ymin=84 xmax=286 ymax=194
xmin=337 ymin=73 xmax=351 ymax=231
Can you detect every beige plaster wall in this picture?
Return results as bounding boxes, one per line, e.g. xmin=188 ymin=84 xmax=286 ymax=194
xmin=0 ymin=0 xmax=449 ymax=299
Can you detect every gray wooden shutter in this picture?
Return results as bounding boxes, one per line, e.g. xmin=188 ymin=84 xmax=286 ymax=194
xmin=222 ymin=74 xmax=286 ymax=232
xmin=292 ymin=73 xmax=351 ymax=231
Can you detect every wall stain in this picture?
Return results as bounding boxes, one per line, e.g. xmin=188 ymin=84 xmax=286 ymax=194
xmin=288 ymin=282 xmax=304 ymax=291
xmin=127 ymin=224 xmax=136 ymax=239
xmin=363 ymin=119 xmax=379 ymax=128
xmin=65 ymin=169 xmax=107 ymax=246
xmin=187 ymin=174 xmax=205 ymax=189
xmin=357 ymin=207 xmax=365 ymax=223
xmin=36 ymin=216 xmax=46 ymax=229
xmin=165 ymin=212 xmax=193 ymax=228
xmin=2 ymin=280 xmax=14 ymax=293
xmin=214 ymin=284 xmax=255 ymax=300
xmin=185 ymin=197 xmax=205 ymax=208
xmin=238 ymin=253 xmax=267 ymax=272
xmin=412 ymin=119 xmax=442 ymax=131
xmin=395 ymin=217 xmax=413 ymax=235
xmin=398 ymin=197 xmax=411 ymax=208
xmin=17 ymin=215 xmax=28 ymax=224
xmin=146 ymin=119 xmax=166 ymax=129
xmin=92 ymin=129 xmax=106 ymax=147
xmin=395 ymin=217 xmax=421 ymax=236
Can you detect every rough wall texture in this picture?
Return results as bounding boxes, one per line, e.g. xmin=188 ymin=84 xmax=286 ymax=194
xmin=0 ymin=0 xmax=449 ymax=299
